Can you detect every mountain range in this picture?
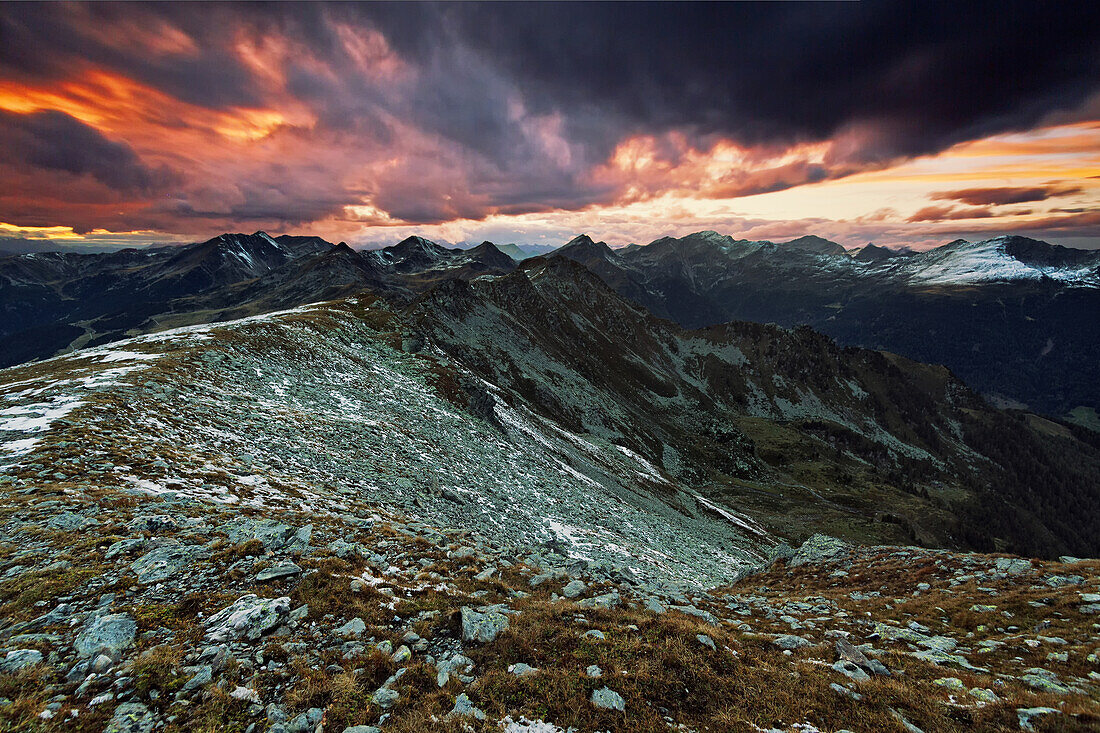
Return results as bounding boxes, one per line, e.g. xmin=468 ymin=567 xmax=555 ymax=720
xmin=3 ymin=228 xmax=1100 ymax=731
xmin=3 ymin=229 xmax=1097 ymax=427
xmin=553 ymin=231 xmax=1100 ymax=422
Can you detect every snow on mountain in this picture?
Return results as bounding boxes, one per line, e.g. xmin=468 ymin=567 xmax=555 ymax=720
xmin=900 ymin=236 xmax=1100 ymax=286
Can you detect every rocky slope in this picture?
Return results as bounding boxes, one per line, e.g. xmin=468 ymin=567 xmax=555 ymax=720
xmin=1 ymin=263 xmax=1098 ymax=732
xmin=0 ymin=468 xmax=1098 ymax=732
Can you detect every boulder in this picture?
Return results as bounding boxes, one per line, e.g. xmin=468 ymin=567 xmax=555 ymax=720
xmin=460 ymin=606 xmax=510 ymax=643
xmin=0 ymin=649 xmax=43 ymax=672
xmin=104 ymin=702 xmax=156 ymax=733
xmin=204 ymin=594 xmax=290 ymax=643
xmin=591 ymin=686 xmax=626 ymax=711
xmin=74 ymin=613 xmax=136 ymax=659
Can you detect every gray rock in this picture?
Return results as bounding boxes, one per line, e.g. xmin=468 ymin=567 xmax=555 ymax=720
xmin=591 ymin=686 xmax=626 ymax=712
xmin=287 ymin=708 xmax=324 ymax=733
xmin=586 ymin=664 xmax=603 ymax=678
xmin=1020 ymin=668 xmax=1069 ymax=694
xmin=372 ymin=687 xmax=399 ymax=709
xmin=774 ymin=635 xmax=815 ymax=650
xmin=256 ymin=562 xmax=301 ymax=582
xmin=577 ymin=591 xmax=620 ymax=610
xmin=832 ymin=660 xmax=870 ymax=682
xmin=336 ymin=618 xmax=367 ymax=638
xmin=460 ymin=606 xmax=510 ymax=643
xmin=392 ymin=645 xmax=412 ymax=663
xmin=562 ymin=579 xmax=586 ymax=598
xmin=933 ymin=677 xmax=965 ymax=690
xmin=104 ymin=538 xmax=145 ymax=561
xmin=993 ymin=557 xmax=1033 ymax=575
xmin=182 ymin=665 xmax=213 ymax=692
xmin=450 ymin=692 xmax=487 ymax=720
xmin=0 ymin=649 xmax=43 ymax=672
xmin=969 ymin=688 xmax=1000 ymax=704
xmin=127 ymin=514 xmax=178 ymax=534
xmin=105 ymin=702 xmax=155 ymax=733
xmin=343 ymin=728 xmax=382 ymax=733
xmin=830 ymin=682 xmax=863 ymax=701
xmin=1017 ymin=707 xmax=1060 ymax=731
xmin=789 ymin=534 xmax=851 ymax=567
xmin=204 ymin=594 xmax=290 ymax=643
xmin=74 ymin=613 xmax=136 ymax=659
xmin=130 ymin=544 xmax=207 ymax=584
xmin=697 ymin=634 xmax=717 ymax=651
xmin=644 ymin=598 xmax=666 ymax=614
xmin=508 ymin=662 xmax=538 ymax=676
xmin=582 ymin=629 xmax=606 ymax=641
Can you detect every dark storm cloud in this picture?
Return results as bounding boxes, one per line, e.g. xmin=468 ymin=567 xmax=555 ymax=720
xmin=366 ymin=1 xmax=1100 ymax=162
xmin=0 ymin=110 xmax=168 ymax=193
xmin=931 ymin=185 xmax=1084 ymax=206
xmin=1 ymin=1 xmax=1098 ymax=234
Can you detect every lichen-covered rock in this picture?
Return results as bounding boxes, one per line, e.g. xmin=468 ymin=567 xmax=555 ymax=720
xmin=204 ymin=594 xmax=290 ymax=642
xmin=788 ymin=534 xmax=851 ymax=567
xmin=0 ymin=649 xmax=42 ymax=672
xmin=460 ymin=606 xmax=510 ymax=643
xmin=591 ymin=686 xmax=626 ymax=711
xmin=74 ymin=613 xmax=136 ymax=659
xmin=105 ymin=702 xmax=156 ymax=733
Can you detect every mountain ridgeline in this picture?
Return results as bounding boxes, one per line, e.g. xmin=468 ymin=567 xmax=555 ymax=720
xmin=2 ymin=229 xmax=1099 ymax=559
xmin=551 ymin=231 xmax=1100 ymax=421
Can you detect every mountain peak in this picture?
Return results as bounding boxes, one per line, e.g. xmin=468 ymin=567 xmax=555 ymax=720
xmin=783 ymin=235 xmax=847 ymax=256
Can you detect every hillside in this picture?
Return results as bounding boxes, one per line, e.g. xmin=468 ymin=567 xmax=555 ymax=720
xmin=1 ymin=251 xmax=1099 ymax=732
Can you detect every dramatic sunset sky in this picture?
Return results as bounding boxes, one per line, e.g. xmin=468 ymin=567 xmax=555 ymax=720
xmin=1 ymin=2 xmax=1098 ymax=251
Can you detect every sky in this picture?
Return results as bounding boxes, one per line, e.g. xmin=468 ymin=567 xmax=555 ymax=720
xmin=1 ymin=1 xmax=1098 ymax=251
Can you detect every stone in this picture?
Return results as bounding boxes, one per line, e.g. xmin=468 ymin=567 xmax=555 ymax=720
xmin=182 ymin=665 xmax=213 ymax=692
xmin=581 ymin=629 xmax=606 ymax=641
xmin=591 ymin=686 xmax=626 ymax=711
xmin=204 ymin=594 xmax=291 ymax=643
xmin=460 ymin=606 xmax=510 ymax=643
xmin=130 ymin=544 xmax=207 ymax=584
xmin=256 ymin=562 xmax=301 ymax=582
xmin=697 ymin=634 xmax=717 ymax=651
xmin=392 ymin=645 xmax=412 ymax=663
xmin=127 ymin=514 xmax=178 ymax=534
xmin=830 ymin=682 xmax=863 ymax=702
xmin=508 ymin=662 xmax=538 ymax=676
xmin=1016 ymin=707 xmax=1060 ymax=730
xmin=105 ymin=702 xmax=155 ymax=733
xmin=586 ymin=664 xmax=603 ymax=678
xmin=0 ymin=649 xmax=43 ymax=673
xmin=343 ymin=728 xmax=382 ymax=733
xmin=1020 ymin=668 xmax=1069 ymax=694
xmin=230 ymin=686 xmax=261 ymax=704
xmin=789 ymin=534 xmax=851 ymax=567
xmin=933 ymin=677 xmax=965 ymax=690
xmin=832 ymin=660 xmax=870 ymax=682
xmin=577 ymin=591 xmax=621 ymax=610
xmin=105 ymin=538 xmax=145 ymax=561
xmin=75 ymin=613 xmax=136 ymax=659
xmin=372 ymin=687 xmax=399 ymax=709
xmin=336 ymin=618 xmax=367 ymax=638
xmin=774 ymin=635 xmax=815 ymax=650
xmin=287 ymin=708 xmax=324 ymax=733
xmin=969 ymin=688 xmax=1000 ymax=703
xmin=644 ymin=598 xmax=666 ymax=614
xmin=562 ymin=580 xmax=586 ymax=598
xmin=450 ymin=692 xmax=487 ymax=720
